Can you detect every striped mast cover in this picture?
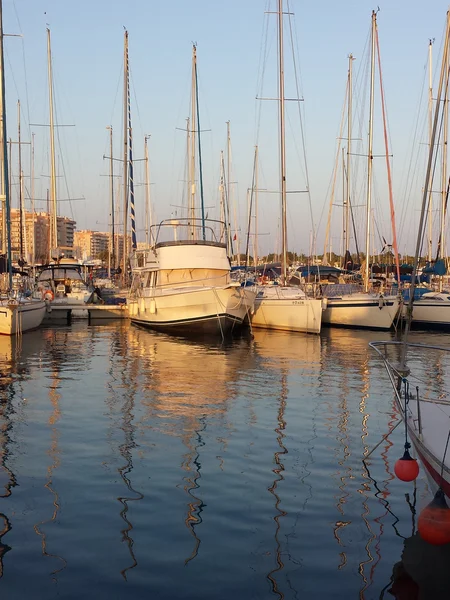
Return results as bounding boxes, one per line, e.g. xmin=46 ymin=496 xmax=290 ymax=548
xmin=127 ymin=45 xmax=136 ymax=251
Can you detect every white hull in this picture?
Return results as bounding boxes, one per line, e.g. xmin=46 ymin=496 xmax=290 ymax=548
xmin=251 ymin=287 xmax=322 ymax=334
xmin=0 ymin=299 xmax=46 ymax=335
xmin=370 ymin=341 xmax=450 ymax=500
xmin=323 ymin=294 xmax=400 ymax=329
xmin=405 ymin=293 xmax=450 ymax=327
xmin=129 ymin=285 xmax=256 ymax=335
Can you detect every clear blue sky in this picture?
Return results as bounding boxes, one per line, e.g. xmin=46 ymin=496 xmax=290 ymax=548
xmin=2 ymin=0 xmax=449 ymax=257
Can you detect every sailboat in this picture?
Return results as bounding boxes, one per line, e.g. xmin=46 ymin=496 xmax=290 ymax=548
xmin=370 ymin=11 xmax=450 ymax=501
xmin=249 ymin=0 xmax=323 ymax=335
xmin=402 ymin=37 xmax=450 ymax=329
xmin=321 ymin=11 xmax=400 ymax=330
xmin=35 ymin=28 xmax=90 ymax=308
xmin=128 ymin=45 xmax=256 ymax=337
xmin=0 ymin=1 xmax=46 ymax=335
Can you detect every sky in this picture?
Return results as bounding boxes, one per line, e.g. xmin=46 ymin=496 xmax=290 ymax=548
xmin=2 ymin=0 xmax=450 ymax=258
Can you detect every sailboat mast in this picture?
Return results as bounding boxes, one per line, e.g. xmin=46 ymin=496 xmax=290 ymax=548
xmin=255 ymin=144 xmax=259 ymax=268
xmin=17 ymin=99 xmax=23 ymax=259
xmin=440 ymin=39 xmax=449 ymax=289
xmin=278 ymin=0 xmax=287 ymax=285
xmin=107 ymin=125 xmax=114 ymax=277
xmin=122 ymin=29 xmax=129 ymax=282
xmin=47 ymin=28 xmax=58 ymax=259
xmin=345 ymin=54 xmax=354 ymax=258
xmin=31 ymin=132 xmax=35 ymax=269
xmin=428 ymin=39 xmax=434 ymax=262
xmin=364 ymin=11 xmax=377 ymax=293
xmin=0 ymin=0 xmax=11 ymax=287
xmin=189 ymin=45 xmax=196 ymax=240
xmin=219 ymin=150 xmax=225 ymax=242
xmin=144 ymin=135 xmax=153 ymax=246
xmin=127 ymin=62 xmax=136 ymax=252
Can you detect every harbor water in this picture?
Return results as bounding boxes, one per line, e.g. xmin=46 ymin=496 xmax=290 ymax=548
xmin=0 ymin=322 xmax=447 ymax=599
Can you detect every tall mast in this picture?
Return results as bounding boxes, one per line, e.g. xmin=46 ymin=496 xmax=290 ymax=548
xmin=0 ymin=0 xmax=11 ymax=287
xmin=31 ymin=132 xmax=35 ymax=268
xmin=219 ymin=150 xmax=225 ymax=242
xmin=18 ymin=99 xmax=23 ymax=259
xmin=107 ymin=125 xmax=114 ymax=277
xmin=189 ymin=45 xmax=196 ymax=240
xmin=440 ymin=37 xmax=449 ymax=293
xmin=364 ymin=11 xmax=377 ymax=293
xmin=428 ymin=39 xmax=434 ymax=262
xmin=254 ymin=145 xmax=259 ymax=268
xmin=278 ymin=0 xmax=287 ymax=285
xmin=127 ymin=52 xmax=136 ymax=253
xmin=345 ymin=54 xmax=354 ymax=258
xmin=122 ymin=29 xmax=128 ymax=282
xmin=194 ymin=46 xmax=206 ymax=240
xmin=144 ymin=134 xmax=152 ymax=245
xmin=47 ymin=28 xmax=58 ymax=259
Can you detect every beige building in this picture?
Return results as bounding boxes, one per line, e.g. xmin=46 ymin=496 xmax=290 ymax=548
xmin=6 ymin=209 xmax=76 ymax=264
xmin=73 ymin=229 xmax=129 ymax=264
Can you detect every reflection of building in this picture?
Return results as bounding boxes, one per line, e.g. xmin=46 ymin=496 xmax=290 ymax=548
xmin=73 ymin=229 xmax=129 ymax=263
xmin=4 ymin=210 xmax=76 ymax=264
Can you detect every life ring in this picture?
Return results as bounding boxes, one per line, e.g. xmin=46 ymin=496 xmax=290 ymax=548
xmin=43 ymin=290 xmax=54 ymax=302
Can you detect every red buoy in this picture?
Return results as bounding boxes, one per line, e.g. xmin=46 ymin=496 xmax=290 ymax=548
xmin=418 ymin=489 xmax=450 ymax=546
xmin=394 ymin=448 xmax=419 ymax=482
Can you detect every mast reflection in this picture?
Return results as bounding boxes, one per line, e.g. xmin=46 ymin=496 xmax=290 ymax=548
xmin=33 ymin=329 xmax=67 ymax=578
xmin=267 ymin=369 xmax=288 ymax=600
xmin=126 ymin=326 xmax=256 ymax=566
xmin=105 ymin=324 xmax=143 ymax=580
xmin=0 ymin=336 xmax=22 ymax=578
xmin=183 ymin=416 xmax=206 ymax=565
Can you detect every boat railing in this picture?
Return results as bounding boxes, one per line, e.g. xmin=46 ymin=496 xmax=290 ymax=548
xmin=129 ymin=269 xmax=234 ymax=297
xmin=150 ymin=218 xmax=226 ymax=245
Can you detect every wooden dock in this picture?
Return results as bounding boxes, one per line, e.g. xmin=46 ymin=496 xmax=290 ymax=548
xmin=44 ymin=302 xmax=129 ymax=324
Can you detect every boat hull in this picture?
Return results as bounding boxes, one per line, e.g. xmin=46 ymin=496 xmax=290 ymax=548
xmin=251 ymin=288 xmax=322 ymax=334
xmin=405 ymin=297 xmax=450 ymax=328
xmin=128 ymin=286 xmax=256 ymax=337
xmin=322 ymin=295 xmax=400 ymax=329
xmin=0 ymin=300 xmax=46 ymax=335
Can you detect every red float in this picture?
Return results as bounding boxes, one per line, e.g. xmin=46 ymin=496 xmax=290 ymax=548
xmin=418 ymin=489 xmax=450 ymax=546
xmin=394 ymin=448 xmax=419 ymax=482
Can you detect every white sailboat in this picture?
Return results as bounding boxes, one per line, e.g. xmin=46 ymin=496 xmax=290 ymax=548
xmin=0 ymin=1 xmax=45 ymax=335
xmin=250 ymin=0 xmax=323 ymax=335
xmin=128 ymin=45 xmax=256 ymax=337
xmin=403 ymin=36 xmax=450 ymax=329
xmin=35 ymin=28 xmax=90 ymax=313
xmin=322 ymin=11 xmax=400 ymax=330
xmin=370 ymin=13 xmax=450 ymax=515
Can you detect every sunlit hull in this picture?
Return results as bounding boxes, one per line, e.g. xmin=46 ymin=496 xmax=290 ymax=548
xmin=251 ymin=287 xmax=322 ymax=334
xmin=322 ymin=295 xmax=400 ymax=329
xmin=0 ymin=299 xmax=46 ymax=335
xmin=129 ymin=285 xmax=256 ymax=336
xmin=405 ymin=295 xmax=450 ymax=328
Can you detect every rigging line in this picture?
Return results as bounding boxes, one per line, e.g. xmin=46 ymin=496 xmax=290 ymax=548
xmin=286 ymin=4 xmax=315 ymax=243
xmin=14 ymin=2 xmax=31 ymax=137
xmin=320 ymin=77 xmax=348 ymax=259
xmin=375 ymin=27 xmax=401 ymax=284
xmin=397 ymin=48 xmax=429 ymax=244
xmin=254 ymin=0 xmax=272 ymax=147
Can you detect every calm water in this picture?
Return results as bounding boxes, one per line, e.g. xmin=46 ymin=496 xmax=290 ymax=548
xmin=0 ymin=322 xmax=447 ymax=599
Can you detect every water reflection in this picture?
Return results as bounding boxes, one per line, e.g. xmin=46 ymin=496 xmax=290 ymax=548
xmin=0 ymin=336 xmax=27 ymax=578
xmin=183 ymin=416 xmax=206 ymax=565
xmin=267 ymin=369 xmax=288 ymax=600
xmin=384 ymin=532 xmax=450 ymax=599
xmin=104 ymin=324 xmax=143 ymax=580
xmin=33 ymin=329 xmax=67 ymax=578
xmin=126 ymin=327 xmax=257 ymax=565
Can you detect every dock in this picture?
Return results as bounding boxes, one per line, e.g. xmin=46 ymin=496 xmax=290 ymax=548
xmin=44 ymin=302 xmax=129 ymax=324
